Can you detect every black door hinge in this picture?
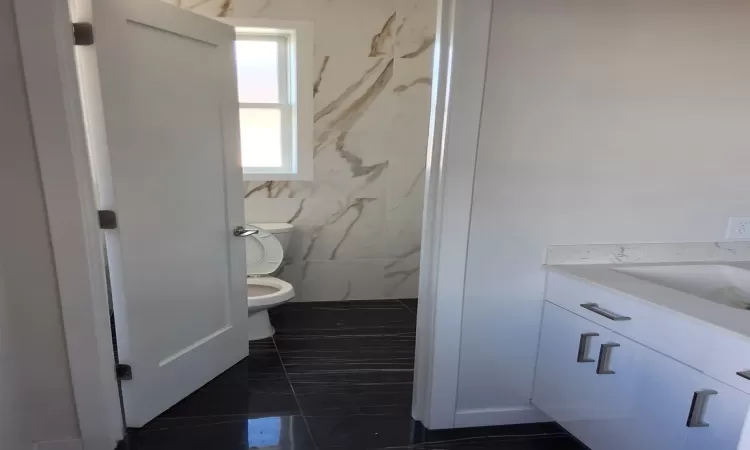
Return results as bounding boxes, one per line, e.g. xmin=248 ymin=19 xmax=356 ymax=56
xmin=73 ymin=22 xmax=94 ymax=46
xmin=98 ymin=210 xmax=118 ymax=229
xmin=115 ymin=364 xmax=132 ymax=381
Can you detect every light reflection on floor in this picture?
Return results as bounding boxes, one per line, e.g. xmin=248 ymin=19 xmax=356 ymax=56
xmin=247 ymin=416 xmax=282 ymax=448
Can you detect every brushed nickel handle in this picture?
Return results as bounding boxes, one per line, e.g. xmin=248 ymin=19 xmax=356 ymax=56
xmin=577 ymin=333 xmax=599 ymax=363
xmin=687 ymin=390 xmax=718 ymax=428
xmin=737 ymin=370 xmax=750 ymax=381
xmin=233 ymin=226 xmax=259 ymax=237
xmin=581 ymin=303 xmax=631 ymax=322
xmin=596 ymin=343 xmax=620 ymax=374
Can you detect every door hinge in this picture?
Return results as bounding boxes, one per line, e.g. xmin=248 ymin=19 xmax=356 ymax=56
xmin=72 ymin=22 xmax=94 ymax=46
xmin=98 ymin=210 xmax=118 ymax=230
xmin=115 ymin=364 xmax=132 ymax=381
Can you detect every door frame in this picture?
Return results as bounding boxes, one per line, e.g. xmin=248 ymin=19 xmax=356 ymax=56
xmin=12 ymin=1 xmax=124 ymax=449
xmin=411 ymin=0 xmax=492 ymax=429
xmin=14 ymin=0 xmax=490 ymax=447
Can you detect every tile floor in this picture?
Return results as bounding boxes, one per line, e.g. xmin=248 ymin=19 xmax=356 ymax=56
xmin=125 ymin=299 xmax=587 ymax=449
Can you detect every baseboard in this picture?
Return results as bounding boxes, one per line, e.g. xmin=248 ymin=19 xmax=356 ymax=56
xmin=34 ymin=438 xmax=84 ymax=450
xmin=454 ymin=405 xmax=550 ymax=428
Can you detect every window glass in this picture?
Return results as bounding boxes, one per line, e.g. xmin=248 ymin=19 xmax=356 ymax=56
xmin=234 ymin=39 xmax=280 ymax=104
xmin=239 ymin=108 xmax=283 ymax=168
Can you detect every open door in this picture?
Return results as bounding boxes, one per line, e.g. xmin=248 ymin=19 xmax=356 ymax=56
xmin=82 ymin=0 xmax=248 ymax=427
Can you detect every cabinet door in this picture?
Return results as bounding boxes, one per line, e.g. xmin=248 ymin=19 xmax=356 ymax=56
xmin=609 ymin=341 xmax=693 ymax=450
xmin=613 ymin=335 xmax=750 ymax=450
xmin=583 ymin=328 xmax=641 ymax=450
xmin=684 ymin=374 xmax=750 ymax=450
xmin=532 ymin=303 xmax=613 ymax=449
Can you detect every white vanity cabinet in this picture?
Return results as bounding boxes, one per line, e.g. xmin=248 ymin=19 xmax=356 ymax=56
xmin=533 ymin=301 xmax=750 ymax=450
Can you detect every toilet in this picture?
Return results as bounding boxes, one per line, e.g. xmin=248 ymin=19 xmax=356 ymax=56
xmin=245 ymin=222 xmax=295 ymax=340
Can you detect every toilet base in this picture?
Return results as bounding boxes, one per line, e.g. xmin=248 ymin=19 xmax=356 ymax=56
xmin=248 ymin=309 xmax=276 ymax=341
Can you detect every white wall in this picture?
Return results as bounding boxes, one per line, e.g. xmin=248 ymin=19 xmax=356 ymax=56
xmin=0 ymin=0 xmax=82 ymax=447
xmin=458 ymin=0 xmax=750 ymax=417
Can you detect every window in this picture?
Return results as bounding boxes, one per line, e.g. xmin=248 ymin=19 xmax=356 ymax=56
xmin=227 ymin=20 xmax=313 ymax=180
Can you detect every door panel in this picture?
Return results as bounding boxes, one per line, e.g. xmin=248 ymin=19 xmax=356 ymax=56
xmin=532 ymin=303 xmax=612 ymax=449
xmin=685 ymin=373 xmax=750 ymax=450
xmin=608 ymin=337 xmax=690 ymax=450
xmin=88 ymin=0 xmax=247 ymax=427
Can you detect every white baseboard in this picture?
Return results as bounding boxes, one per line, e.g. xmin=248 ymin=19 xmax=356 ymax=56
xmin=34 ymin=438 xmax=84 ymax=450
xmin=454 ymin=405 xmax=551 ymax=428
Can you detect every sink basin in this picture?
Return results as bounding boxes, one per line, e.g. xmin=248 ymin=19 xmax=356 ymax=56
xmin=612 ymin=264 xmax=750 ymax=310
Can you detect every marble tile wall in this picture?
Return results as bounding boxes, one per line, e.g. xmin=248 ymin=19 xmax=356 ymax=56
xmin=167 ymin=0 xmax=436 ymax=301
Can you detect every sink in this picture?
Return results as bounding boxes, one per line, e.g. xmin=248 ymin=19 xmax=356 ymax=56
xmin=612 ymin=264 xmax=750 ymax=310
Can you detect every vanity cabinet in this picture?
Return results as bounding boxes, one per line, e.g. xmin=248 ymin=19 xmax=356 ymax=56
xmin=533 ymin=302 xmax=750 ymax=450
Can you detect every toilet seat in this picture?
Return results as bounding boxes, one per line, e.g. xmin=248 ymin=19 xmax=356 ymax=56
xmin=247 ymin=276 xmax=294 ymax=310
xmin=245 ymin=225 xmax=283 ymax=276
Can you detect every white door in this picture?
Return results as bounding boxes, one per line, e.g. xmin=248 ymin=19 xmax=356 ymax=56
xmin=85 ymin=0 xmax=247 ymax=427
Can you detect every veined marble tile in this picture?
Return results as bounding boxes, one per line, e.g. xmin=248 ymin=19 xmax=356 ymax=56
xmin=173 ymin=0 xmax=399 ymax=57
xmin=168 ymin=0 xmax=435 ymax=301
xmin=385 ymin=191 xmax=424 ymax=261
xmin=546 ymin=242 xmax=750 ymax=266
xmin=287 ymin=196 xmax=386 ymax=262
xmin=310 ymin=129 xmax=389 ymax=199
xmin=290 ymin=260 xmax=385 ymax=302
xmin=384 ymin=252 xmax=420 ymax=299
xmin=384 ymin=44 xmax=431 ymax=260
xmin=314 ymin=57 xmax=397 ymax=151
xmin=395 ymin=0 xmax=438 ymax=59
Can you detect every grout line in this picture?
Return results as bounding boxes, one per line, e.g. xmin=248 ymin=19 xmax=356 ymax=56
xmin=397 ymin=299 xmax=418 ymax=315
xmin=272 ymin=335 xmax=320 ymax=450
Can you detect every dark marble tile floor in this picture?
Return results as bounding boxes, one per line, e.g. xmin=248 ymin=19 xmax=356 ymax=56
xmin=125 ymin=299 xmax=587 ymax=450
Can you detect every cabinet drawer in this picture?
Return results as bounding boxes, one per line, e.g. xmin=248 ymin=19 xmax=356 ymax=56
xmin=546 ymin=270 xmax=750 ymax=395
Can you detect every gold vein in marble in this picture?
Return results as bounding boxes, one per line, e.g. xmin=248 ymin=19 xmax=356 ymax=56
xmin=385 ymin=267 xmax=419 ymax=296
xmin=288 ymin=199 xmax=306 ymax=223
xmin=341 ymin=280 xmax=352 ymax=301
xmin=401 ymin=36 xmax=435 ymax=59
xmin=255 ymin=0 xmax=272 ymax=15
xmin=335 ymin=132 xmax=388 ymax=183
xmin=315 ymin=59 xmax=394 ymax=155
xmin=313 ymin=56 xmax=331 ymax=97
xmin=302 ymin=197 xmax=377 ymax=262
xmin=314 ymin=59 xmax=383 ymax=124
xmin=245 ymin=181 xmax=293 ymax=198
xmin=217 ymin=0 xmax=231 ymax=17
xmin=369 ymin=12 xmax=397 ymax=57
xmin=393 ymin=77 xmax=431 ymax=93
xmin=386 ymin=245 xmax=421 ymax=267
xmin=329 ymin=198 xmax=376 ymax=260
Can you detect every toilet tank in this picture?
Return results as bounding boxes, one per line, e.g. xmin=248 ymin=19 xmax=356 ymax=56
xmin=250 ymin=222 xmax=294 ymax=253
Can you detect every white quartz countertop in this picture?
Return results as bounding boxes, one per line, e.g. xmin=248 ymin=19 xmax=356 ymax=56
xmin=546 ymin=261 xmax=750 ymax=343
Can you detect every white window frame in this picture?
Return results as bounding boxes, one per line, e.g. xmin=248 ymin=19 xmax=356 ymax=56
xmin=224 ymin=18 xmax=314 ymax=181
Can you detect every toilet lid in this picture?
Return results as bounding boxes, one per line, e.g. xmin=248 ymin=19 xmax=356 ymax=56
xmin=245 ymin=225 xmax=283 ymax=276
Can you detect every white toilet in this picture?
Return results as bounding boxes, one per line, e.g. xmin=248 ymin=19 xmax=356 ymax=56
xmin=245 ymin=222 xmax=295 ymax=341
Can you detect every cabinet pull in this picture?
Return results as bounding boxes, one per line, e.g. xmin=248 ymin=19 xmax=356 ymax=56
xmin=737 ymin=370 xmax=750 ymax=381
xmin=577 ymin=333 xmax=599 ymax=363
xmin=596 ymin=343 xmax=620 ymax=374
xmin=581 ymin=303 xmax=631 ymax=321
xmin=686 ymin=390 xmax=718 ymax=428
